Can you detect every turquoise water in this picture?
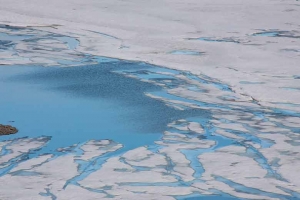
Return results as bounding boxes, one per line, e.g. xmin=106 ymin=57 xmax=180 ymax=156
xmin=170 ymin=50 xmax=204 ymax=56
xmin=0 ymin=32 xmax=33 ymax=41
xmin=0 ymin=62 xmax=207 ymax=154
xmin=188 ymin=37 xmax=240 ymax=43
xmin=253 ymin=32 xmax=279 ymax=37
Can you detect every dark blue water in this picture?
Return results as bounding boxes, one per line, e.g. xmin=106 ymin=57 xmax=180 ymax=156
xmin=252 ymin=30 xmax=300 ymax=38
xmin=0 ymin=62 xmax=207 ymax=154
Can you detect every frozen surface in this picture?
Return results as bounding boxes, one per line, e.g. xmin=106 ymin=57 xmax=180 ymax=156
xmin=0 ymin=9 xmax=300 ymax=200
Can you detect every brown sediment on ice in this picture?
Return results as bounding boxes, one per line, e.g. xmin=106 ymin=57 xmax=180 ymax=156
xmin=0 ymin=124 xmax=18 ymax=135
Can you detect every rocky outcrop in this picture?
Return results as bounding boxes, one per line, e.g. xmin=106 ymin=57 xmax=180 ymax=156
xmin=0 ymin=124 xmax=18 ymax=135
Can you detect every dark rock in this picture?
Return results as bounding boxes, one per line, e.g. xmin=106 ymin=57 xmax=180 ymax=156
xmin=0 ymin=124 xmax=18 ymax=135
